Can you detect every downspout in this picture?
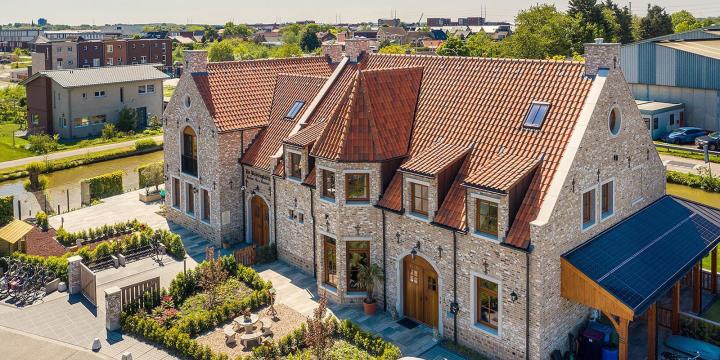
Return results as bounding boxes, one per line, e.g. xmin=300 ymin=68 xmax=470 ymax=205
xmin=525 ymin=247 xmax=531 ymax=360
xmin=453 ymin=230 xmax=458 ymax=344
xmin=310 ymin=186 xmax=317 ymax=278
xmin=240 ymin=130 xmax=246 ymax=241
xmin=382 ymin=209 xmax=387 ymax=311
xmin=272 ymin=176 xmax=277 ymax=245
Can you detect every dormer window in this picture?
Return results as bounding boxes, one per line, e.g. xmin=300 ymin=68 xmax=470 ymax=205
xmin=285 ymin=101 xmax=305 ymax=120
xmin=345 ymin=173 xmax=369 ymax=202
xmin=289 ymin=152 xmax=302 ymax=179
xmin=410 ymin=182 xmax=429 ymax=216
xmin=476 ymin=198 xmax=498 ymax=238
xmin=321 ymin=170 xmax=336 ymax=200
xmin=523 ymin=102 xmax=550 ymax=129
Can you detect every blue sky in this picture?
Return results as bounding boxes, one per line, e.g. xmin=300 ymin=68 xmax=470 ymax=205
xmin=7 ymin=0 xmax=720 ymax=25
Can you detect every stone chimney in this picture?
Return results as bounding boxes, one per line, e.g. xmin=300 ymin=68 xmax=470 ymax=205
xmin=584 ymin=38 xmax=621 ymax=77
xmin=184 ymin=50 xmax=208 ymax=73
xmin=345 ymin=38 xmax=370 ymax=63
xmin=321 ymin=43 xmax=343 ymax=63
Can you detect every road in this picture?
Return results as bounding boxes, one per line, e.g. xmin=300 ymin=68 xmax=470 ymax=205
xmin=0 ymin=134 xmax=163 ymax=171
xmin=660 ymin=154 xmax=720 ymax=175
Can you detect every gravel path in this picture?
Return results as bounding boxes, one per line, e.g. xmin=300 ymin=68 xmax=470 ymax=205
xmin=196 ymin=304 xmax=306 ymax=358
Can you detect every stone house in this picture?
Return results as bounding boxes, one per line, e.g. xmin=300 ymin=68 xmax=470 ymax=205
xmin=163 ymin=40 xmax=720 ymax=360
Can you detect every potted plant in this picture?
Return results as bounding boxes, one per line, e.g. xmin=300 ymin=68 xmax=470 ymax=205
xmin=357 ymin=264 xmax=384 ymax=315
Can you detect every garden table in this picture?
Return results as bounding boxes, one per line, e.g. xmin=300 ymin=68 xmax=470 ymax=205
xmin=233 ymin=314 xmax=259 ymax=334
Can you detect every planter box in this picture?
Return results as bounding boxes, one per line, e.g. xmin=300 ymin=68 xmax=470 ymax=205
xmin=139 ymin=192 xmax=162 ymax=203
xmin=45 ymin=278 xmax=60 ymax=294
xmin=117 ymin=253 xmax=126 ymax=267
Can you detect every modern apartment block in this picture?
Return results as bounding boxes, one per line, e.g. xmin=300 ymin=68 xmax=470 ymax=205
xmin=22 ymin=65 xmax=168 ymax=139
xmin=163 ymin=42 xmax=720 ymax=360
xmin=0 ymin=28 xmax=42 ymax=51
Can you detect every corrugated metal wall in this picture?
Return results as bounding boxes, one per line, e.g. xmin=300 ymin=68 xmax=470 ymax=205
xmin=620 ymin=29 xmax=720 ymax=90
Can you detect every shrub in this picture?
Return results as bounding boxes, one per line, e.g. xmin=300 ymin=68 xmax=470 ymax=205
xmin=11 ymin=252 xmax=69 ymax=281
xmin=0 ymin=195 xmax=12 ymax=226
xmin=36 ymin=210 xmax=49 ymax=231
xmin=101 ymin=123 xmax=118 ymax=139
xmin=27 ymin=134 xmax=59 ymax=155
xmin=117 ymin=107 xmax=138 ymax=132
xmin=23 ymin=175 xmax=48 ymax=191
xmin=135 ymin=138 xmax=158 ymax=152
xmin=667 ymin=169 xmax=720 ymax=193
xmin=83 ymin=171 xmax=123 ymax=200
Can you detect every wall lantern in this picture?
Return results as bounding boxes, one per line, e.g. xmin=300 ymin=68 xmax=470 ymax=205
xmin=510 ymin=291 xmax=519 ymax=303
xmin=395 ymin=232 xmax=401 ymax=243
xmin=437 ymin=245 xmax=443 ymax=259
xmin=450 ymin=302 xmax=459 ymax=314
xmin=410 ymin=241 xmax=421 ymax=260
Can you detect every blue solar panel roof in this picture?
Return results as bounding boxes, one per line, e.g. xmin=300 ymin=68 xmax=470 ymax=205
xmin=563 ymin=196 xmax=720 ymax=315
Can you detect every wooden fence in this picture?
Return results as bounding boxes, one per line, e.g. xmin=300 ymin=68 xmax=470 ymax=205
xmin=234 ymin=245 xmax=256 ymax=266
xmin=120 ymin=276 xmax=160 ymax=311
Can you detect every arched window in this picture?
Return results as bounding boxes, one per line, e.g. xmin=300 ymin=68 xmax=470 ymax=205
xmin=182 ymin=126 xmax=198 ymax=176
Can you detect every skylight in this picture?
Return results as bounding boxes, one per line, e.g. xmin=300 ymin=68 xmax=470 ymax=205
xmin=523 ymin=102 xmax=550 ymax=129
xmin=285 ymin=101 xmax=305 ymax=120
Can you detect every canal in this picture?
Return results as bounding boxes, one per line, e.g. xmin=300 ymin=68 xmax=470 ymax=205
xmin=0 ymin=151 xmax=163 ymax=218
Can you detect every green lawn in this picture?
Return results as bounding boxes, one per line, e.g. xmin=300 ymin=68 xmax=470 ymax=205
xmin=702 ymin=299 xmax=720 ymax=322
xmin=655 ymin=143 xmax=720 ymax=164
xmin=0 ymin=122 xmax=32 ymax=161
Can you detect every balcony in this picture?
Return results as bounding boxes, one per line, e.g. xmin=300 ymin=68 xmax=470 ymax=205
xmin=181 ymin=155 xmax=198 ymax=177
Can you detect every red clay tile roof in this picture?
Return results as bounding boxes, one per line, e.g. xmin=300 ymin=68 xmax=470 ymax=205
xmin=273 ymin=160 xmax=284 ymax=177
xmin=192 ymin=57 xmax=336 ymax=132
xmin=241 ymin=74 xmax=327 ymax=170
xmin=399 ymin=142 xmax=471 ymax=177
xmin=24 ymin=227 xmax=65 ymax=257
xmin=311 ymin=67 xmax=423 ymax=162
xmin=284 ymin=120 xmax=328 ymax=147
xmin=376 ymin=172 xmax=403 ymax=211
xmin=361 ymin=55 xmax=593 ymax=248
xmin=303 ymin=167 xmax=316 ymax=187
xmin=463 ymin=153 xmax=541 ymax=193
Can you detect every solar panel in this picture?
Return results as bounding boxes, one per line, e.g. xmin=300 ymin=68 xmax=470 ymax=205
xmin=563 ymin=196 xmax=720 ymax=314
xmin=285 ymin=101 xmax=305 ymax=120
xmin=523 ymin=102 xmax=550 ymax=129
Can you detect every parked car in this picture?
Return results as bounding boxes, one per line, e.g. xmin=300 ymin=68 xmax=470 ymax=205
xmin=661 ymin=127 xmax=707 ymax=144
xmin=695 ymin=132 xmax=720 ymax=151
xmin=0 ymin=59 xmax=11 ymax=64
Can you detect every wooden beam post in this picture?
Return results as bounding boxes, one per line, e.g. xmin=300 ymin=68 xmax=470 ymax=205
xmin=672 ymin=281 xmax=680 ymax=335
xmin=712 ymin=248 xmax=718 ymax=294
xmin=693 ymin=262 xmax=701 ymax=314
xmin=648 ymin=304 xmax=657 ymax=360
xmin=605 ymin=313 xmax=631 ymax=360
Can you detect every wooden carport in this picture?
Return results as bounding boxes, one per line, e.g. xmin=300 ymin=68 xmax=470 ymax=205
xmin=561 ymin=196 xmax=720 ymax=360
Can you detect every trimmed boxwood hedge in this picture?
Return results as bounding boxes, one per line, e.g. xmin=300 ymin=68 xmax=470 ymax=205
xmin=84 ymin=170 xmax=124 ymax=200
xmin=667 ymin=170 xmax=720 ymax=193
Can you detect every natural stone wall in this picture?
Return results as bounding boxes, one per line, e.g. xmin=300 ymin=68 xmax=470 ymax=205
xmin=527 ymin=68 xmax=666 ymax=359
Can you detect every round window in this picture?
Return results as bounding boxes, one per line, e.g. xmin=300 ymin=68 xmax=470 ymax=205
xmin=609 ymin=108 xmax=621 ymax=136
xmin=184 ymin=95 xmax=191 ymax=109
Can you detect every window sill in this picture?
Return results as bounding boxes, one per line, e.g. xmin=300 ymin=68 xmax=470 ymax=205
xmin=471 ymin=231 xmax=500 ymax=243
xmin=601 ymin=211 xmax=615 ymax=222
xmin=186 ymin=212 xmax=196 ymax=219
xmin=581 ymin=222 xmax=597 ymax=232
xmin=319 ymin=196 xmax=336 ymax=204
xmin=472 ymin=323 xmax=500 ymax=338
xmin=287 ymin=177 xmax=302 ymax=184
xmin=201 ymin=219 xmax=211 ymax=225
xmin=321 ymin=284 xmax=338 ymax=295
xmin=181 ymin=172 xmax=199 ymax=179
xmin=407 ymin=212 xmax=430 ymax=223
xmin=345 ymin=291 xmax=367 ymax=298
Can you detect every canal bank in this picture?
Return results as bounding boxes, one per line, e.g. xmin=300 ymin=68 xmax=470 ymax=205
xmin=0 ymin=150 xmax=163 ymax=218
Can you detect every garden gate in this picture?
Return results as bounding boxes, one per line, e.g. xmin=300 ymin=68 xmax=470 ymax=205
xmin=80 ymin=261 xmax=97 ymax=306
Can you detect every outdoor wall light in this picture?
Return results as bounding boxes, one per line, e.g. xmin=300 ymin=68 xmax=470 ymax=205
xmin=396 ymin=232 xmax=401 ymax=243
xmin=510 ymin=291 xmax=519 ymax=303
xmin=437 ymin=245 xmax=443 ymax=258
xmin=450 ymin=302 xmax=459 ymax=314
xmin=410 ymin=241 xmax=421 ymax=259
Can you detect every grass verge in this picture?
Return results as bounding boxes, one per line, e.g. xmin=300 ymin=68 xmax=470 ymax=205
xmin=656 ymin=143 xmax=720 ymax=164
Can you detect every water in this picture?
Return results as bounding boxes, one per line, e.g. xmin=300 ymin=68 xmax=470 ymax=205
xmin=666 ymin=183 xmax=720 ymax=208
xmin=0 ymin=151 xmax=163 ymax=218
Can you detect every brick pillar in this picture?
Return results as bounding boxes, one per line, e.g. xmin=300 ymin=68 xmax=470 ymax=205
xmin=67 ymin=255 xmax=83 ymax=295
xmin=184 ymin=50 xmax=208 ymax=73
xmin=105 ymin=286 xmax=122 ymax=331
xmin=321 ymin=43 xmax=343 ymax=63
xmin=583 ymin=38 xmax=620 ymax=76
xmin=345 ymin=38 xmax=369 ymax=63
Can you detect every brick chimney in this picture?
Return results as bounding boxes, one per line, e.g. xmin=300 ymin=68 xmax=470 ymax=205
xmin=584 ymin=38 xmax=621 ymax=77
xmin=321 ymin=43 xmax=343 ymax=63
xmin=345 ymin=38 xmax=369 ymax=63
xmin=184 ymin=50 xmax=208 ymax=73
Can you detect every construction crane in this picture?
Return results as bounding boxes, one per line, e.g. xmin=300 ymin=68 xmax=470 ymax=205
xmin=417 ymin=13 xmax=424 ymax=27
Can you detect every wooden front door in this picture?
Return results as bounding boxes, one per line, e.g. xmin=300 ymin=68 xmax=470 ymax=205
xmin=403 ymin=255 xmax=439 ymax=328
xmin=251 ymin=196 xmax=269 ymax=246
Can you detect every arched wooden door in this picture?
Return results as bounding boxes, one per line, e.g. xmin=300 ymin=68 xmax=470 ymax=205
xmin=251 ymin=196 xmax=269 ymax=247
xmin=403 ymin=255 xmax=438 ymax=328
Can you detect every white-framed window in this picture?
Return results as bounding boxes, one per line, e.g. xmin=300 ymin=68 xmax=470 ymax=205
xmin=107 ymin=44 xmax=113 ymax=53
xmin=140 ymin=56 xmax=147 ymax=63
xmin=138 ymin=84 xmax=155 ymax=94
xmin=581 ymin=187 xmax=597 ymax=231
xmin=601 ymin=179 xmax=615 ymax=220
xmin=471 ymin=273 xmax=501 ymax=337
xmin=94 ymin=90 xmax=106 ymax=98
xmin=73 ymin=117 xmax=89 ymax=127
xmin=106 ymin=58 xmax=113 ymax=66
xmin=320 ymin=168 xmax=336 ymax=201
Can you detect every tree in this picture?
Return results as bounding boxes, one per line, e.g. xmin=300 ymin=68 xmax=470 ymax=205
xmin=378 ymin=44 xmax=414 ymax=54
xmin=197 ymin=258 xmax=228 ymax=308
xmin=270 ymin=44 xmax=303 ymax=58
xmin=671 ymin=10 xmax=702 ymax=33
xmin=465 ymin=32 xmax=501 ymax=58
xmin=208 ymin=41 xmax=235 ymax=62
xmin=203 ymin=26 xmax=219 ymax=43
xmin=612 ymin=4 xmax=636 ymax=43
xmin=299 ymin=28 xmax=321 ymax=52
xmin=116 ymin=107 xmax=138 ymax=132
xmin=436 ymin=34 xmax=469 ymax=56
xmin=501 ymin=5 xmax=587 ymax=59
xmin=639 ymin=5 xmax=673 ymax=39
xmin=13 ymin=48 xmax=22 ymax=68
xmin=223 ymin=22 xmax=254 ymax=39
xmin=142 ymin=163 xmax=164 ymax=192
xmin=0 ymin=86 xmax=27 ymax=128
xmin=280 ymin=24 xmax=303 ymax=45
xmin=305 ymin=292 xmax=335 ymax=360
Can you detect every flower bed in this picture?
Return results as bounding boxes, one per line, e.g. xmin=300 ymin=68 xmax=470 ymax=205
xmin=121 ymin=256 xmax=273 ymax=360
xmin=56 ymin=220 xmax=146 ymax=247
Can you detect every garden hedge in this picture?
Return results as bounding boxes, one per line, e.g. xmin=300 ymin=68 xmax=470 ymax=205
xmin=56 ymin=219 xmax=145 ymax=246
xmin=0 ymin=195 xmax=12 ymax=226
xmin=135 ymin=138 xmax=158 ymax=151
xmin=83 ymin=170 xmax=124 ymax=200
xmin=667 ymin=170 xmax=720 ymax=193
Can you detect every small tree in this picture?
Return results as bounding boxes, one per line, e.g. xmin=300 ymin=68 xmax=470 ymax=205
xmin=101 ymin=123 xmax=117 ymax=139
xmin=299 ymin=29 xmax=321 ymax=53
xmin=27 ymin=134 xmax=59 ymax=168
xmin=197 ymin=257 xmax=228 ymax=308
xmin=142 ymin=163 xmax=164 ymax=193
xmin=116 ymin=107 xmax=138 ymax=132
xmin=305 ymin=291 xmax=335 ymax=360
